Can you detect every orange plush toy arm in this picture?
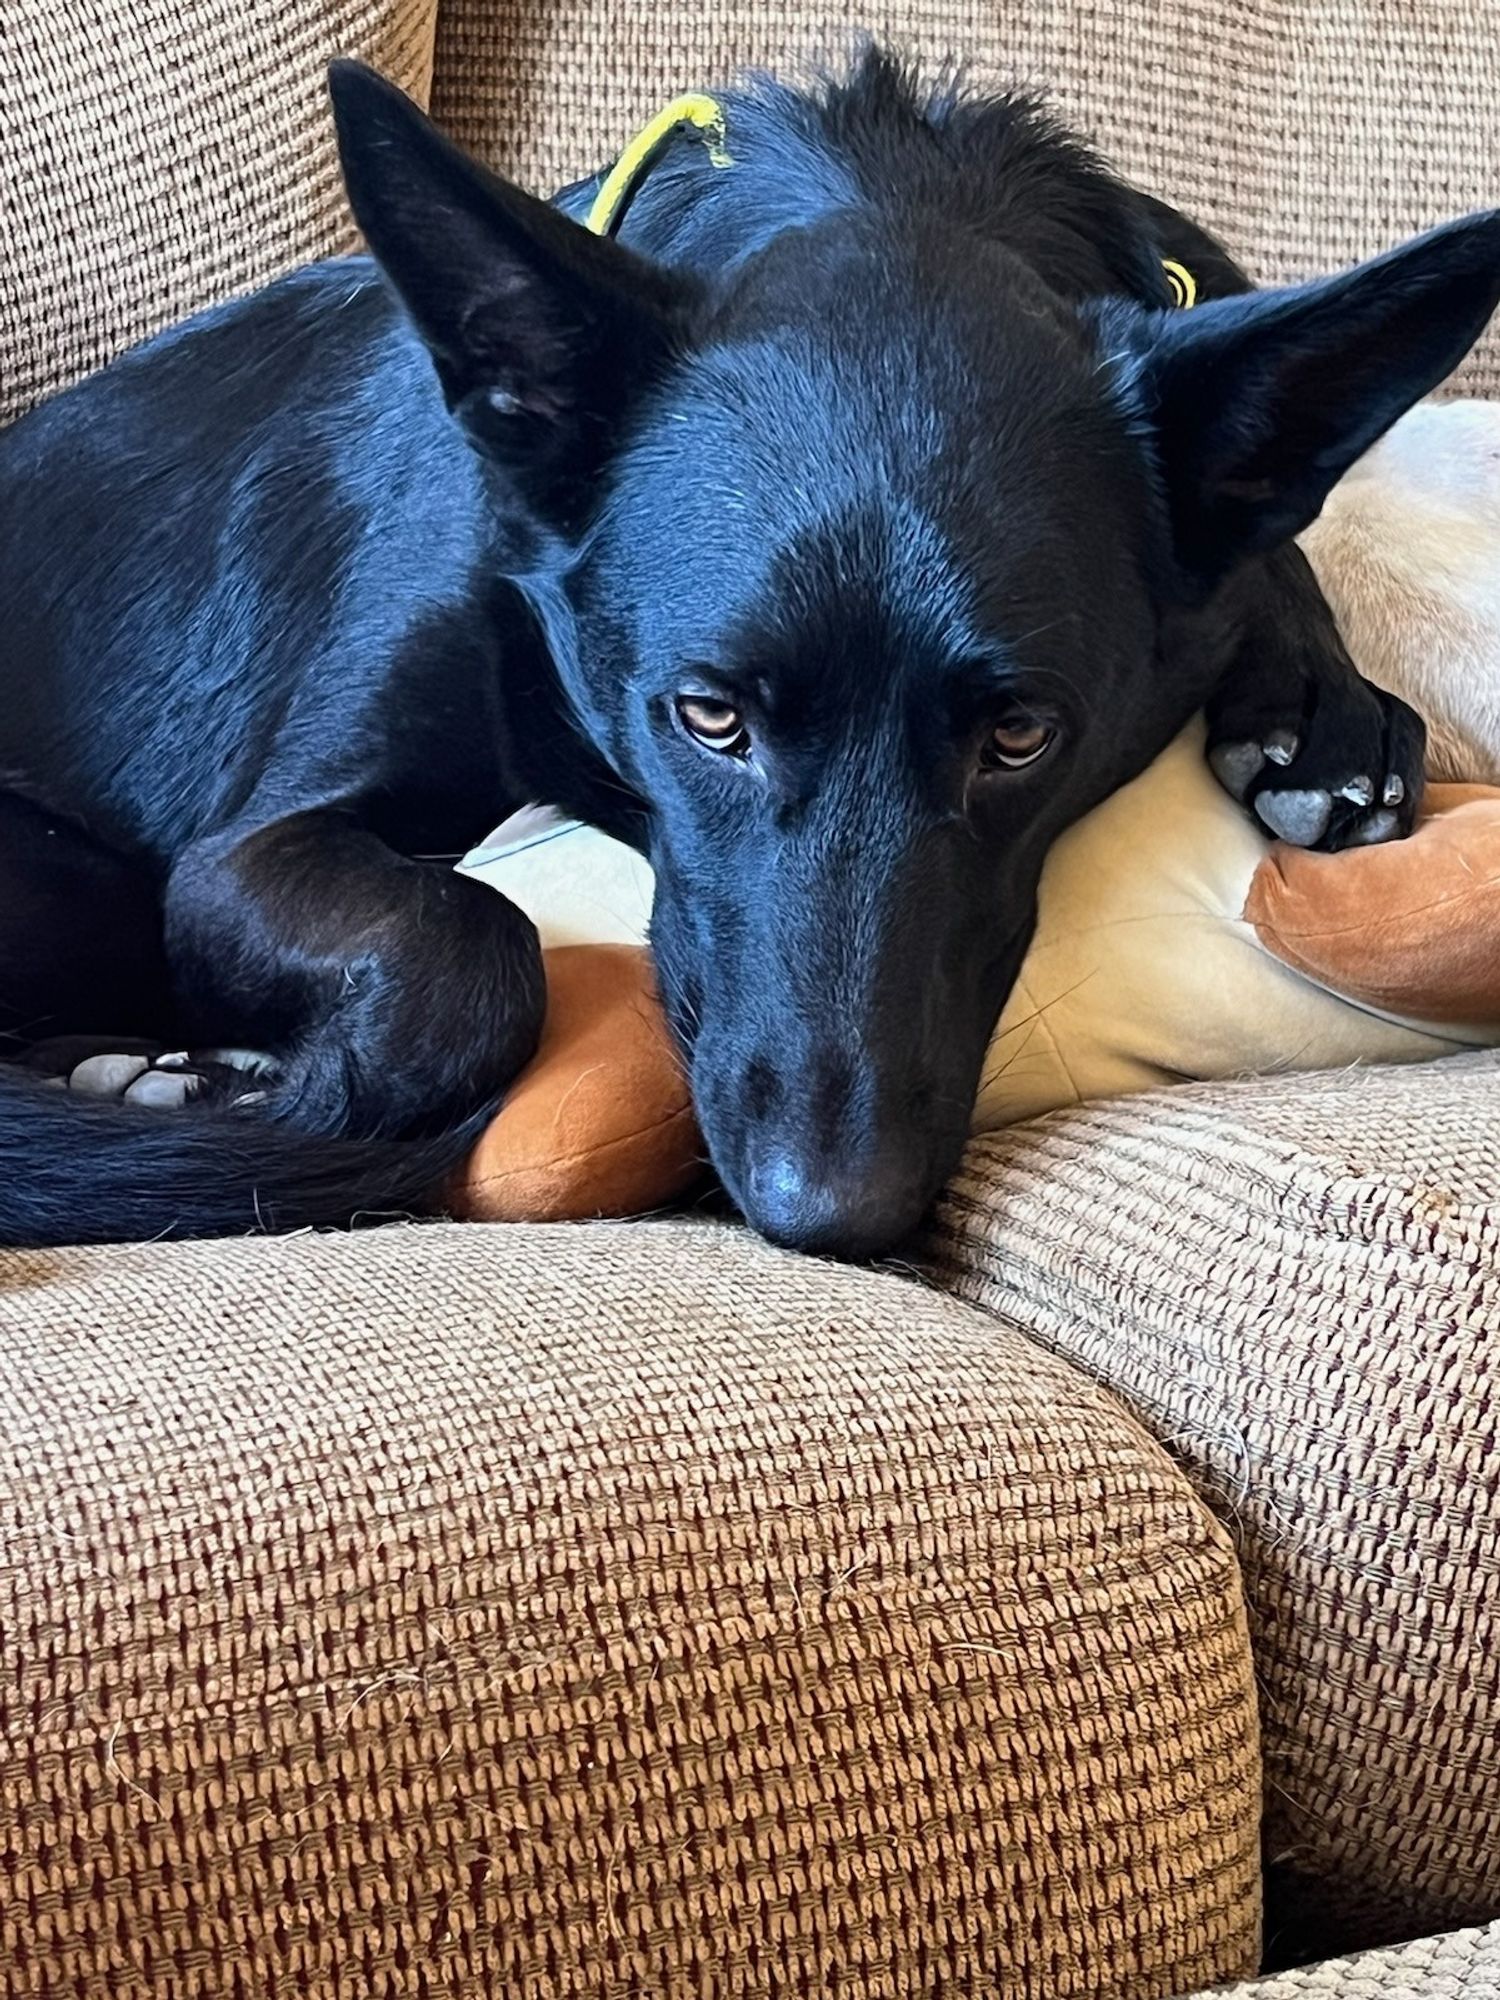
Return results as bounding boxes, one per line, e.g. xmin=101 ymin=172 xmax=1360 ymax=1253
xmin=1244 ymin=784 xmax=1500 ymax=1027
xmin=448 ymin=943 xmax=703 ymax=1224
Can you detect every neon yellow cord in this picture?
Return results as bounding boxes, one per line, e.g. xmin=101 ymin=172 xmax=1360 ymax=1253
xmin=586 ymin=93 xmax=733 ymax=237
xmin=1161 ymin=258 xmax=1198 ymax=308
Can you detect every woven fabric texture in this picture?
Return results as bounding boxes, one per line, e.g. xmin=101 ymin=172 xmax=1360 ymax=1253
xmin=0 ymin=1221 xmax=1260 ymax=1999
xmin=926 ymin=1050 xmax=1500 ymax=1963
xmin=1189 ymin=1922 xmax=1500 ymax=1998
xmin=1 ymin=0 xmax=438 ymax=424
xmin=431 ymin=0 xmax=1500 ymax=398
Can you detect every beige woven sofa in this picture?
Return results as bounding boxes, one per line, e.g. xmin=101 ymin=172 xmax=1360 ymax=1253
xmin=3 ymin=3 xmax=1498 ymax=1997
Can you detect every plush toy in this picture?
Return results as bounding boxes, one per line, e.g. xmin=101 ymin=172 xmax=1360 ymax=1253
xmin=450 ymin=400 xmax=1500 ymax=1221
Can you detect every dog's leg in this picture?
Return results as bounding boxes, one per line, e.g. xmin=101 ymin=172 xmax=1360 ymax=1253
xmin=161 ymin=811 xmax=545 ymax=1137
xmin=0 ymin=790 xmax=173 ymax=1050
xmin=1138 ymin=194 xmax=1428 ymax=849
xmin=1203 ymin=545 xmax=1427 ymax=850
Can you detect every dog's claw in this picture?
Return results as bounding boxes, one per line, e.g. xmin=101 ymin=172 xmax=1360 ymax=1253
xmin=1263 ymin=729 xmax=1299 ymax=767
xmin=1383 ymin=774 xmax=1406 ymax=807
xmin=1255 ymin=788 xmax=1333 ymax=846
xmin=1339 ymin=776 xmax=1376 ymax=806
xmin=201 ymin=1047 xmax=279 ymax=1078
xmin=1209 ymin=741 xmax=1264 ymax=801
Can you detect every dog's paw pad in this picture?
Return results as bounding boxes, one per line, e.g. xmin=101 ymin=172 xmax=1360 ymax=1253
xmin=68 ymin=1052 xmax=152 ymax=1098
xmin=124 ymin=1068 xmax=203 ymax=1111
xmin=1209 ymin=741 xmax=1265 ymax=801
xmin=1254 ymin=788 xmax=1333 ymax=846
xmin=1350 ymin=807 xmax=1402 ymax=847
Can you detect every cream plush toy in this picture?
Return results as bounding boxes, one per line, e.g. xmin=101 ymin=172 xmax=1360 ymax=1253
xmin=450 ymin=400 xmax=1500 ymax=1220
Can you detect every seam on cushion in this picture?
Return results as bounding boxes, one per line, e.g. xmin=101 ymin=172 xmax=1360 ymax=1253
xmin=1006 ymin=967 xmax=1085 ymax=1109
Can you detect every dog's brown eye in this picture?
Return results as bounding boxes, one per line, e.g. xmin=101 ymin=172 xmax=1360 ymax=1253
xmin=677 ymin=695 xmax=751 ymax=757
xmin=982 ymin=713 xmax=1054 ymax=770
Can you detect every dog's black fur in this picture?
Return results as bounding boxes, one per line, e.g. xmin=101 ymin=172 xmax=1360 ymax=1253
xmin=2 ymin=49 xmax=1497 ymax=1254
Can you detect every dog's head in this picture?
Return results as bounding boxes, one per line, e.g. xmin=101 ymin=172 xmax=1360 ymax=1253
xmin=332 ymin=63 xmax=1500 ymax=1257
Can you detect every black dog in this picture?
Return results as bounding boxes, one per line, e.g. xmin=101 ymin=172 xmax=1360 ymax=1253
xmin=2 ymin=50 xmax=1496 ymax=1254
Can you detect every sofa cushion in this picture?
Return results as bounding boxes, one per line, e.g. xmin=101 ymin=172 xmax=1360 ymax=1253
xmin=1188 ymin=1921 xmax=1500 ymax=1998
xmin=0 ymin=1220 xmax=1259 ymax=2000
xmin=2 ymin=0 xmax=439 ymax=424
xmin=927 ymin=1051 xmax=1500 ymax=1960
xmin=430 ymin=0 xmax=1500 ymax=399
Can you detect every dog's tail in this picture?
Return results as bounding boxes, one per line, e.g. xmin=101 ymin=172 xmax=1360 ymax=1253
xmin=0 ymin=1064 xmax=486 ymax=1248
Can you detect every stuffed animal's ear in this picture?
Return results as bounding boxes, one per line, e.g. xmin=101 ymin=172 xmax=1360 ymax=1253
xmin=328 ymin=62 xmax=699 ymax=531
xmin=1138 ymin=211 xmax=1500 ymax=592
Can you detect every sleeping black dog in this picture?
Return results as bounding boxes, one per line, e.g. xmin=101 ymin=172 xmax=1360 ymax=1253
xmin=2 ymin=49 xmax=1496 ymax=1253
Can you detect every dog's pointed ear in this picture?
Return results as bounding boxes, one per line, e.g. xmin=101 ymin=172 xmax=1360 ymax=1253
xmin=1139 ymin=211 xmax=1500 ymax=591
xmin=328 ymin=62 xmax=699 ymax=528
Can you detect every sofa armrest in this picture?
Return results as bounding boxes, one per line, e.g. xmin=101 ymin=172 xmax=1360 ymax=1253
xmin=1185 ymin=1921 xmax=1500 ymax=1998
xmin=1 ymin=1219 xmax=1258 ymax=1998
xmin=928 ymin=1052 xmax=1500 ymax=1961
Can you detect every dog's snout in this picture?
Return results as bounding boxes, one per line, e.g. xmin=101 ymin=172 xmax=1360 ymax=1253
xmin=742 ymin=1147 xmax=926 ymax=1260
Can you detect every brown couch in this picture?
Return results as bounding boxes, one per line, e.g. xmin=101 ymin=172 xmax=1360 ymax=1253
xmin=3 ymin=3 xmax=1498 ymax=1997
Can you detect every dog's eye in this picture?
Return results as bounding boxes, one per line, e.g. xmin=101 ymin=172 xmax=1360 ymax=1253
xmin=677 ymin=695 xmax=752 ymax=758
xmin=981 ymin=712 xmax=1055 ymax=771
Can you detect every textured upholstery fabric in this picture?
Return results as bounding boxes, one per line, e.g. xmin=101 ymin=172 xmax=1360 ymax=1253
xmin=0 ymin=1221 xmax=1261 ymax=2000
xmin=1189 ymin=1923 xmax=1500 ymax=1998
xmin=926 ymin=1051 xmax=1500 ymax=1962
xmin=0 ymin=0 xmax=438 ymax=424
xmin=430 ymin=0 xmax=1500 ymax=398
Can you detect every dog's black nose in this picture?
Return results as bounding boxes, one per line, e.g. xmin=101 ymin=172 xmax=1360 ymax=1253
xmin=741 ymin=1149 xmax=925 ymax=1260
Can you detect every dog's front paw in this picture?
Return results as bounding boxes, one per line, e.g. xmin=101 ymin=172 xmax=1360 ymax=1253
xmin=22 ymin=1037 xmax=277 ymax=1108
xmin=1206 ymin=670 xmax=1425 ymax=852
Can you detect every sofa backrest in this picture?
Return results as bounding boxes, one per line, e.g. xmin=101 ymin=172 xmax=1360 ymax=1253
xmin=0 ymin=0 xmax=439 ymax=425
xmin=4 ymin=3 xmax=1496 ymax=422
xmin=431 ymin=0 xmax=1500 ymax=397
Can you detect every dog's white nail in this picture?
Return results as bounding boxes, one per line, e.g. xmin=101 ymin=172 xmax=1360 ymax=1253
xmin=1383 ymin=775 xmax=1406 ymax=806
xmin=155 ymin=1050 xmax=192 ymax=1070
xmin=1339 ymin=776 xmax=1375 ymax=806
xmin=1209 ymin=742 xmax=1263 ymax=800
xmin=200 ymin=1047 xmax=278 ymax=1077
xmin=1263 ymin=730 xmax=1299 ymax=766
xmin=1255 ymin=788 xmax=1333 ymax=845
xmin=1351 ymin=808 xmax=1401 ymax=847
xmin=69 ymin=1053 xmax=151 ymax=1098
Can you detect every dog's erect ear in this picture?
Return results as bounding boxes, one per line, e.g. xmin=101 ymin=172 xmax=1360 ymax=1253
xmin=1139 ymin=211 xmax=1500 ymax=591
xmin=328 ymin=62 xmax=698 ymax=527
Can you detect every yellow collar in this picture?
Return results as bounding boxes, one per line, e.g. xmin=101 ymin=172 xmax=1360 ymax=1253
xmin=585 ymin=93 xmax=1198 ymax=312
xmin=586 ymin=93 xmax=733 ymax=237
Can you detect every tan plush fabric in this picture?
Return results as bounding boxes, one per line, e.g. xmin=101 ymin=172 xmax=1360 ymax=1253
xmin=430 ymin=0 xmax=1500 ymax=398
xmin=1 ymin=0 xmax=438 ymax=424
xmin=0 ymin=1221 xmax=1261 ymax=1999
xmin=1190 ymin=1922 xmax=1500 ymax=1998
xmin=925 ymin=1051 xmax=1500 ymax=1962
